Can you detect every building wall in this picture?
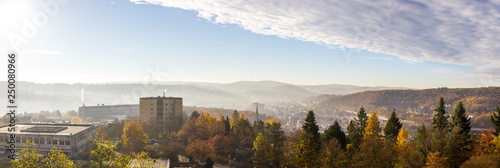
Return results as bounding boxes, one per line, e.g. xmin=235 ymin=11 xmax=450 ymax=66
xmin=0 ymin=124 xmax=95 ymax=158
xmin=79 ymin=104 xmax=139 ymax=120
xmin=140 ymin=97 xmax=183 ymax=129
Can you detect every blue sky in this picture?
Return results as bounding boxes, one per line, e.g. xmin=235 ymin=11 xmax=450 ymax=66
xmin=1 ymin=0 xmax=499 ymax=89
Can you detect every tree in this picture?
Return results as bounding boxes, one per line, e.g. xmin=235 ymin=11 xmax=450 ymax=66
xmin=347 ymin=120 xmax=362 ymax=148
xmin=190 ymin=111 xmax=200 ymax=121
xmin=445 ymin=126 xmax=472 ymax=167
xmin=133 ymin=151 xmax=155 ymax=168
xmin=384 ymin=109 xmax=402 ymax=140
xmin=473 ymin=129 xmax=496 ymax=156
xmin=461 ymin=155 xmax=500 ymax=168
xmin=66 ymin=110 xmax=78 ymax=116
xmin=364 ymin=112 xmax=381 ymax=139
xmin=432 ymin=98 xmax=449 ymax=131
xmin=451 ymin=101 xmax=471 ymax=137
xmin=491 ymin=105 xmax=500 ymax=134
xmin=122 ymin=120 xmax=147 ymax=153
xmin=323 ymin=120 xmax=347 ymax=149
xmin=89 ymin=141 xmax=117 ymax=168
xmin=424 ymin=152 xmax=447 ymax=168
xmin=44 ymin=147 xmax=77 ymax=168
xmin=230 ymin=110 xmax=239 ymax=129
xmin=351 ymin=135 xmax=394 ymax=167
xmin=296 ymin=110 xmax=321 ymax=167
xmin=11 ymin=139 xmax=44 ymax=168
xmin=397 ymin=128 xmax=408 ymax=148
xmin=253 ymin=118 xmax=285 ymax=167
xmin=187 ymin=140 xmax=215 ymax=163
xmin=355 ymin=106 xmax=368 ymax=134
xmin=71 ymin=117 xmax=83 ymax=124
xmin=318 ymin=139 xmax=349 ymax=168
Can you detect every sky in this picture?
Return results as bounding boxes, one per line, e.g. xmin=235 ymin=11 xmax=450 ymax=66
xmin=1 ymin=0 xmax=500 ymax=89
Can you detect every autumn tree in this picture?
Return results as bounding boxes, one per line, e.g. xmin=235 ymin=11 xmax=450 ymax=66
xmin=491 ymin=105 xmax=500 ymax=134
xmin=473 ymin=129 xmax=497 ymax=156
xmin=71 ymin=117 xmax=83 ymax=124
xmin=122 ymin=120 xmax=147 ymax=153
xmin=323 ymin=120 xmax=347 ymax=149
xmin=44 ymin=147 xmax=77 ymax=168
xmin=11 ymin=140 xmax=44 ymax=168
xmin=424 ymin=152 xmax=447 ymax=168
xmin=432 ymin=98 xmax=449 ymax=131
xmin=364 ymin=112 xmax=381 ymax=139
xmin=230 ymin=110 xmax=239 ymax=129
xmin=187 ymin=140 xmax=215 ymax=163
xmin=351 ymin=134 xmax=394 ymax=167
xmin=384 ymin=109 xmax=402 ymax=141
xmin=89 ymin=141 xmax=117 ymax=168
xmin=318 ymin=139 xmax=348 ymax=168
xmin=397 ymin=128 xmax=408 ymax=148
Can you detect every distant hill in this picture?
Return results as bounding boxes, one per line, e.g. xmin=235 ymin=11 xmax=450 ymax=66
xmin=0 ymin=81 xmax=406 ymax=115
xmin=315 ymin=87 xmax=500 ymax=128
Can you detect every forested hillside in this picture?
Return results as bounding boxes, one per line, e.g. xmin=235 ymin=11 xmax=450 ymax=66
xmin=317 ymin=87 xmax=500 ymax=128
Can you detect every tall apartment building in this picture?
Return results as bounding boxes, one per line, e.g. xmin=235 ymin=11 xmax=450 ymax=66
xmin=139 ymin=96 xmax=183 ymax=130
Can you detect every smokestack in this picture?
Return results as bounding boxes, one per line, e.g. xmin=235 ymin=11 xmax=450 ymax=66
xmin=163 ymin=89 xmax=167 ymax=97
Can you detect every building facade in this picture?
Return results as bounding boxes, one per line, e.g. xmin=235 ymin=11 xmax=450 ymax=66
xmin=79 ymin=104 xmax=139 ymax=121
xmin=0 ymin=123 xmax=95 ymax=158
xmin=140 ymin=97 xmax=183 ymax=129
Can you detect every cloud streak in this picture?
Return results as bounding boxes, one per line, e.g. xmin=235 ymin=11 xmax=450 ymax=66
xmin=130 ymin=0 xmax=500 ymax=82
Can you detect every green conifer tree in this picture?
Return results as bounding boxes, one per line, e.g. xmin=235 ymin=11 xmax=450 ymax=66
xmin=324 ymin=120 xmax=347 ymax=149
xmin=384 ymin=108 xmax=403 ymax=140
xmin=432 ymin=98 xmax=449 ymax=131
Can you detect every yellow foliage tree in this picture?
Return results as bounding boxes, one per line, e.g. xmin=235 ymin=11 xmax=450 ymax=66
xmin=44 ymin=147 xmax=77 ymax=168
xmin=424 ymin=152 xmax=447 ymax=168
xmin=11 ymin=139 xmax=44 ymax=168
xmin=71 ymin=117 xmax=83 ymax=124
xmin=364 ymin=112 xmax=381 ymax=139
xmin=122 ymin=120 xmax=147 ymax=153
xmin=397 ymin=128 xmax=408 ymax=148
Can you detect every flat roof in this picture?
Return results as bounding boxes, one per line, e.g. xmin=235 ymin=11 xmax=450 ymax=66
xmin=0 ymin=123 xmax=94 ymax=135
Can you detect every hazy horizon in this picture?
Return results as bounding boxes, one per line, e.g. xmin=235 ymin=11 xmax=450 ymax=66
xmin=1 ymin=0 xmax=500 ymax=89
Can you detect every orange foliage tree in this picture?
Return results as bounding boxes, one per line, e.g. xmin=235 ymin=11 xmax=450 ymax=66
xmin=122 ymin=120 xmax=147 ymax=153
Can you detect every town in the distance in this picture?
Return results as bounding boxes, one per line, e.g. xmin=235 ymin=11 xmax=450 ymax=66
xmin=0 ymin=83 xmax=500 ymax=168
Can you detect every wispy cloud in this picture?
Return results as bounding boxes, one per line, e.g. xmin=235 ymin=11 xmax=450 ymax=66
xmin=110 ymin=2 xmax=117 ymax=5
xmin=365 ymin=56 xmax=392 ymax=61
xmin=130 ymin=0 xmax=500 ymax=77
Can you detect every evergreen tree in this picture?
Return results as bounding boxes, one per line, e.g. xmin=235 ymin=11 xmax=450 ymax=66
xmin=491 ymin=105 xmax=500 ymax=134
xmin=383 ymin=108 xmax=402 ymax=140
xmin=347 ymin=120 xmax=362 ymax=148
xmin=355 ymin=106 xmax=368 ymax=134
xmin=364 ymin=112 xmax=381 ymax=139
xmin=451 ymin=101 xmax=471 ymax=137
xmin=297 ymin=110 xmax=321 ymax=167
xmin=323 ymin=120 xmax=347 ymax=149
xmin=302 ymin=110 xmax=320 ymax=146
xmin=432 ymin=97 xmax=449 ymax=131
